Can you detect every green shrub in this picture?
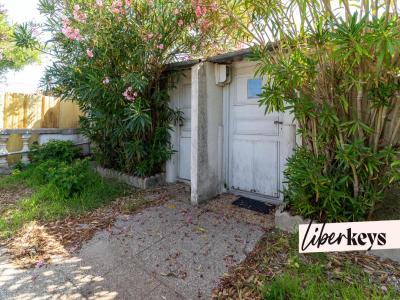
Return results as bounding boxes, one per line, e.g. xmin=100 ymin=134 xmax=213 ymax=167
xmin=13 ymin=161 xmax=25 ymax=171
xmin=285 ymin=146 xmax=399 ymax=222
xmin=13 ymin=140 xmax=89 ymax=199
xmin=248 ymin=14 xmax=400 ymax=222
xmin=17 ymin=158 xmax=91 ymax=198
xmin=48 ymin=159 xmax=91 ymax=198
xmin=29 ymin=159 xmax=62 ymax=185
xmin=30 ymin=140 xmax=80 ymax=164
xmin=0 ymin=162 xmax=128 ymax=238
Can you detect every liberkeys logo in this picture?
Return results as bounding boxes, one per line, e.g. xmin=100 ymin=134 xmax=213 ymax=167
xmin=299 ymin=220 xmax=400 ymax=253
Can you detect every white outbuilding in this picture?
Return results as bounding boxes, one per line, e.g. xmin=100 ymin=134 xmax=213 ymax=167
xmin=166 ymin=49 xmax=297 ymax=205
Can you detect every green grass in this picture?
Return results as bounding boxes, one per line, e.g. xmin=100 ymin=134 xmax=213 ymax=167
xmin=0 ymin=164 xmax=129 ymax=239
xmin=262 ymin=258 xmax=397 ymax=300
xmin=262 ymin=272 xmax=394 ymax=300
xmin=261 ymin=233 xmax=399 ymax=300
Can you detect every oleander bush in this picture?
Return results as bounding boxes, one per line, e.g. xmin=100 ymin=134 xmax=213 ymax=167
xmin=257 ymin=14 xmax=400 ymax=222
xmin=16 ymin=0 xmax=228 ymax=177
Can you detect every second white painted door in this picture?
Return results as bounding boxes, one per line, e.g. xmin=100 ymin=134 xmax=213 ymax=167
xmin=228 ymin=68 xmax=294 ymax=199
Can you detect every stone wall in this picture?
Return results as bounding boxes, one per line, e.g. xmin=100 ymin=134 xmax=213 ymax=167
xmin=0 ymin=128 xmax=89 ymax=173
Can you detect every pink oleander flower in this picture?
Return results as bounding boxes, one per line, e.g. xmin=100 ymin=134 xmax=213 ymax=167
xmin=157 ymin=43 xmax=164 ymax=50
xmin=62 ymin=17 xmax=70 ymax=27
xmin=112 ymin=0 xmax=123 ymax=13
xmin=62 ymin=19 xmax=82 ymax=41
xmin=174 ymin=8 xmax=180 ymax=15
xmin=123 ymin=87 xmax=138 ymax=101
xmin=125 ymin=0 xmax=131 ymax=6
xmin=103 ymin=77 xmax=110 ymax=84
xmin=178 ymin=19 xmax=184 ymax=26
xmin=96 ymin=0 xmax=103 ymax=6
xmin=86 ymin=49 xmax=94 ymax=58
xmin=195 ymin=6 xmax=202 ymax=18
xmin=211 ymin=2 xmax=218 ymax=11
xmin=202 ymin=6 xmax=207 ymax=14
xmin=74 ymin=28 xmax=82 ymax=40
xmin=73 ymin=4 xmax=87 ymax=23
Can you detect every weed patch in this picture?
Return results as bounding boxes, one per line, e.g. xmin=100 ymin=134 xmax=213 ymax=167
xmin=0 ymin=160 xmax=128 ymax=239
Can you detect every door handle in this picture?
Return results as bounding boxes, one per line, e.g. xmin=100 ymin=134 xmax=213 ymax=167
xmin=274 ymin=121 xmax=283 ymax=125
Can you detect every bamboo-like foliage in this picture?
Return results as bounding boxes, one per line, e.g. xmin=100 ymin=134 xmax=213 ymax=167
xmin=203 ymin=0 xmax=400 ymax=221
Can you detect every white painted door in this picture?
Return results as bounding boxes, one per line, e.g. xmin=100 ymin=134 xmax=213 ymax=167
xmin=178 ymin=83 xmax=191 ymax=180
xmin=228 ymin=71 xmax=293 ymax=199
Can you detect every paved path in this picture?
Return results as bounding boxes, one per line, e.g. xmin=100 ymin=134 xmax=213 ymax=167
xmin=0 ymin=199 xmax=265 ymax=300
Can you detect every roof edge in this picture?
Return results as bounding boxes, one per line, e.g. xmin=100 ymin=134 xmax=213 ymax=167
xmin=166 ymin=43 xmax=277 ymax=71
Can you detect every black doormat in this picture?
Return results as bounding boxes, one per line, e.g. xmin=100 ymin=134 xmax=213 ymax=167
xmin=232 ymin=196 xmax=276 ymax=214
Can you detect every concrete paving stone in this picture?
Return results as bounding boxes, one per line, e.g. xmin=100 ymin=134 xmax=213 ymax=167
xmin=157 ymin=269 xmax=212 ymax=300
xmin=113 ymin=206 xmax=190 ymax=240
xmin=78 ymin=220 xmax=169 ymax=268
xmin=78 ymin=261 xmax=159 ymax=300
xmin=136 ymin=222 xmax=214 ymax=273
xmin=156 ymin=242 xmax=247 ymax=300
xmin=78 ymin=232 xmax=137 ymax=274
xmin=0 ymin=253 xmax=84 ymax=300
xmin=144 ymin=283 xmax=185 ymax=300
xmin=195 ymin=210 xmax=264 ymax=237
xmin=136 ymin=244 xmax=188 ymax=276
xmin=118 ymin=230 xmax=167 ymax=253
